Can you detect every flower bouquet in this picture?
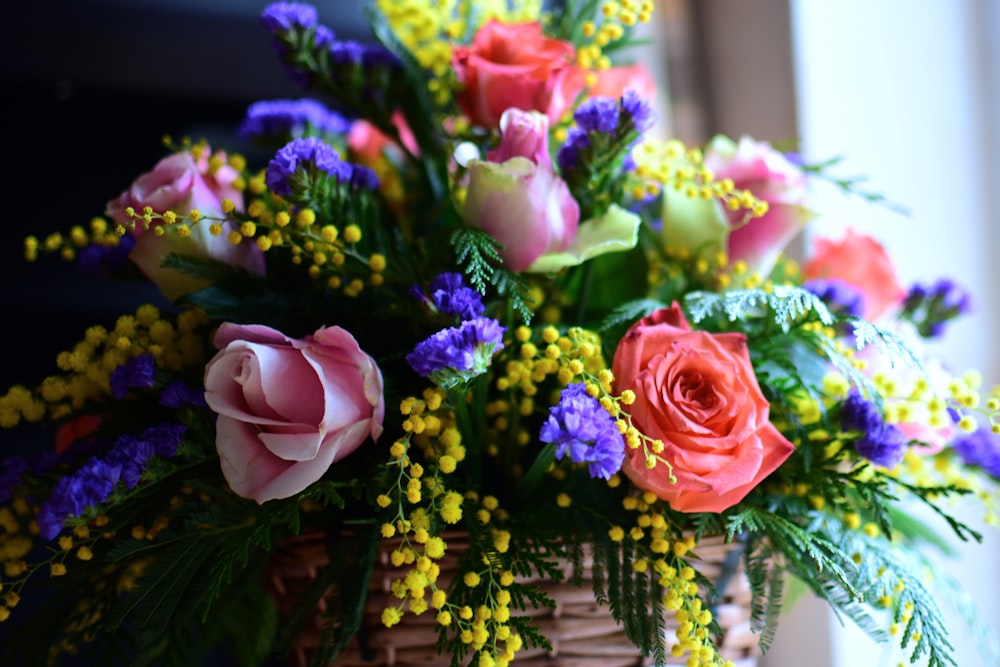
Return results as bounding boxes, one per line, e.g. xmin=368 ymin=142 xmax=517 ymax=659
xmin=1 ymin=2 xmax=998 ymax=666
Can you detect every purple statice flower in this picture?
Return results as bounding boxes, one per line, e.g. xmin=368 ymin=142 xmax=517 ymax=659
xmin=841 ymin=389 xmax=883 ymax=433
xmin=159 ymin=381 xmax=207 ymax=408
xmin=574 ymin=96 xmax=620 ymax=134
xmin=0 ymin=456 xmax=29 ymax=504
xmin=266 ymin=137 xmax=345 ymax=196
xmin=329 ymin=40 xmax=365 ymax=67
xmin=314 ymin=24 xmax=335 ymax=48
xmin=38 ymin=458 xmax=122 ymax=540
xmin=840 ymin=389 xmax=882 ymax=431
xmin=238 ymin=98 xmax=349 ymax=140
xmin=901 ymin=278 xmax=972 ymax=338
xmin=36 ymin=422 xmax=185 ymax=539
xmin=348 ymin=164 xmax=380 ymax=191
xmin=420 ymin=273 xmax=485 ymax=321
xmin=104 ymin=422 xmax=185 ymax=490
xmin=105 ymin=434 xmax=155 ymax=490
xmin=361 ymin=45 xmax=403 ymax=71
xmin=109 ymin=354 xmax=156 ymax=400
xmin=406 ymin=317 xmax=505 ymax=389
xmin=804 ymin=278 xmax=867 ymax=318
xmin=77 ymin=233 xmax=135 ymax=275
xmin=854 ymin=422 xmax=908 ymax=469
xmin=620 ymin=90 xmax=657 ymax=135
xmin=952 ymin=426 xmax=1000 ymax=479
xmin=260 ymin=2 xmax=318 ymax=33
xmin=540 ymin=383 xmax=625 ymax=480
xmin=840 ymin=389 xmax=907 ymax=468
xmin=556 ymin=126 xmax=591 ymax=172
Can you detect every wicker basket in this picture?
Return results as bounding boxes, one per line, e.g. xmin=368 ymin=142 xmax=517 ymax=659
xmin=267 ymin=533 xmax=759 ymax=667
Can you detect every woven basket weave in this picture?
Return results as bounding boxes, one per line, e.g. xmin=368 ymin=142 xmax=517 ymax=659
xmin=267 ymin=532 xmax=759 ymax=667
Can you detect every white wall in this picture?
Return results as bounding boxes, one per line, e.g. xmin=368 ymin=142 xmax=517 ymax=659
xmin=764 ymin=1 xmax=1000 ymax=666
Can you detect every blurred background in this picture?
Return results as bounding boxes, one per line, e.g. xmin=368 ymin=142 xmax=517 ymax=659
xmin=2 ymin=0 xmax=998 ymax=665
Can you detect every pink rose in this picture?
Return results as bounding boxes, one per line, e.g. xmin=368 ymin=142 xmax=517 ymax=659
xmin=589 ymin=63 xmax=657 ymax=102
xmin=453 ymin=20 xmax=586 ymax=129
xmin=347 ymin=111 xmax=419 ymax=163
xmin=802 ymin=228 xmax=906 ymax=321
xmin=612 ymin=304 xmax=795 ymax=513
xmin=106 ymin=147 xmax=265 ymax=301
xmin=463 ymin=109 xmax=580 ymax=272
xmin=703 ymin=135 xmax=815 ymax=277
xmin=203 ymin=323 xmax=384 ymax=503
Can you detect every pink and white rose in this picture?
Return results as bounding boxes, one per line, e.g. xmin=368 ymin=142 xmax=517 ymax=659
xmin=463 ymin=109 xmax=580 ymax=272
xmin=106 ymin=146 xmax=265 ymax=301
xmin=203 ymin=323 xmax=384 ymax=504
xmin=703 ymin=135 xmax=815 ymax=277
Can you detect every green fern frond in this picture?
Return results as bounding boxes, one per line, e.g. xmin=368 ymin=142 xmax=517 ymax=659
xmin=685 ymin=286 xmax=834 ymax=332
xmin=597 ymin=298 xmax=667 ymax=333
xmin=849 ymin=318 xmax=923 ymax=370
xmin=451 ymin=228 xmax=502 ymax=293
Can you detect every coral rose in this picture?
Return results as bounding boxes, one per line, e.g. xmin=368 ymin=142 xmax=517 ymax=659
xmin=612 ymin=305 xmax=795 ymax=512
xmin=106 ymin=146 xmax=265 ymax=301
xmin=203 ymin=323 xmax=384 ymax=503
xmin=802 ymin=227 xmax=906 ymax=321
xmin=452 ymin=20 xmax=585 ymax=129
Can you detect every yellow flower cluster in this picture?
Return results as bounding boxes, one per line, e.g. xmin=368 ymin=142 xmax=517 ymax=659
xmin=577 ymin=0 xmax=656 ymax=72
xmin=0 ymin=516 xmax=110 ymax=634
xmin=23 ymin=216 xmax=123 ymax=264
xmin=605 ymin=490 xmax=732 ymax=667
xmin=0 ymin=305 xmax=209 ymax=428
xmin=240 ymin=191 xmax=389 ymax=297
xmin=632 ymin=138 xmax=769 ymax=218
xmin=377 ymin=392 xmax=524 ymax=665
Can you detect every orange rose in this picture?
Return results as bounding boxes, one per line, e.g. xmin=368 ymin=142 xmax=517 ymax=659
xmin=802 ymin=228 xmax=905 ymax=321
xmin=611 ymin=305 xmax=795 ymax=512
xmin=452 ymin=20 xmax=586 ymax=129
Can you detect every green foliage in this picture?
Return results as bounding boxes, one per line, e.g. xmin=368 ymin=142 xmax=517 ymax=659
xmin=800 ymin=155 xmax=911 ymax=215
xmin=451 ymin=227 xmax=534 ymax=323
xmin=685 ymin=286 xmax=834 ymax=332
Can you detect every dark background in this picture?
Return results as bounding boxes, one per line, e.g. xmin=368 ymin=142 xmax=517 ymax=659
xmin=0 ymin=0 xmax=369 ymax=393
xmin=0 ymin=3 xmax=368 ymax=661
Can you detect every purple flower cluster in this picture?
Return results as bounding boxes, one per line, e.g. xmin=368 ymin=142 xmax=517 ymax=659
xmin=110 ymin=354 xmax=156 ymax=400
xmin=159 ymin=381 xmax=207 ymax=409
xmin=239 ymin=98 xmax=349 ymax=140
xmin=574 ymin=97 xmax=620 ymax=133
xmin=901 ymin=278 xmax=972 ymax=338
xmin=260 ymin=2 xmax=317 ymax=32
xmin=406 ymin=317 xmax=505 ymax=389
xmin=0 ymin=456 xmax=28 ymax=504
xmin=540 ymin=383 xmax=625 ymax=480
xmin=952 ymin=426 xmax=1000 ymax=479
xmin=261 ymin=2 xmax=400 ymax=93
xmin=37 ymin=422 xmax=186 ymax=540
xmin=266 ymin=137 xmax=378 ymax=197
xmin=557 ymin=92 xmax=657 ymax=173
xmin=411 ymin=273 xmax=485 ymax=321
xmin=840 ymin=390 xmax=908 ymax=468
xmin=804 ymin=278 xmax=867 ymax=318
xmin=77 ymin=233 xmax=135 ymax=276
xmin=621 ymin=90 xmax=657 ymax=135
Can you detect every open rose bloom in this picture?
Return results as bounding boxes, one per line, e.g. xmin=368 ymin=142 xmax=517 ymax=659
xmin=612 ymin=305 xmax=795 ymax=512
xmin=204 ymin=323 xmax=384 ymax=503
